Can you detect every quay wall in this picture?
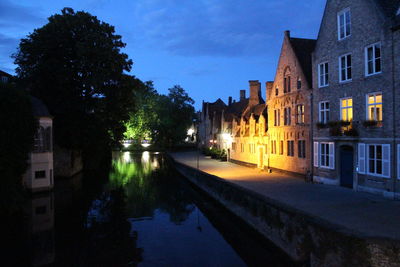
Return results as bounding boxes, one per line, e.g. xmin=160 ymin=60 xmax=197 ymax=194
xmin=171 ymin=159 xmax=400 ymax=266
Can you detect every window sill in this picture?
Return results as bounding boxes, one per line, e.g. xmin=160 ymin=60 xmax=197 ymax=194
xmin=339 ymin=79 xmax=352 ymax=84
xmin=338 ymin=35 xmax=351 ymax=41
xmin=365 ymin=72 xmax=382 ymax=78
xmin=318 ymin=85 xmax=329 ymax=88
xmin=366 ymin=172 xmax=390 ymax=179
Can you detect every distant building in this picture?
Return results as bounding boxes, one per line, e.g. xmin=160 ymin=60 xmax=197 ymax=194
xmin=198 ymin=98 xmax=227 ymax=148
xmin=312 ymin=0 xmax=400 ymax=197
xmin=23 ymin=97 xmax=54 ymax=192
xmin=0 ymin=70 xmax=12 ymax=83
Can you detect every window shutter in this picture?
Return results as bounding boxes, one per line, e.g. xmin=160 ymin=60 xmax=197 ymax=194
xmin=358 ymin=143 xmax=365 ymax=174
xmin=329 ymin=143 xmax=335 ymax=169
xmin=382 ymin=144 xmax=390 ymax=178
xmin=314 ymin=142 xmax=319 ymax=167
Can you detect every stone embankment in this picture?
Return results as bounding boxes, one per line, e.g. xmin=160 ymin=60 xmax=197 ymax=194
xmin=170 ymin=152 xmax=400 ymax=267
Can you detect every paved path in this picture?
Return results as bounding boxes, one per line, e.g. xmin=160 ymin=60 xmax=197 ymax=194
xmin=170 ymin=151 xmax=400 ymax=241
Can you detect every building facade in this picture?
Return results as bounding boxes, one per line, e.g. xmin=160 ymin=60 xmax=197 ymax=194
xmin=266 ymin=31 xmax=315 ymax=175
xmin=312 ymin=0 xmax=400 ymax=198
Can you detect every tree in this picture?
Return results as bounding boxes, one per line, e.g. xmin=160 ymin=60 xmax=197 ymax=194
xmin=13 ymin=8 xmax=135 ymax=150
xmin=151 ymin=85 xmax=195 ymax=147
xmin=0 ymin=82 xmax=37 ymax=212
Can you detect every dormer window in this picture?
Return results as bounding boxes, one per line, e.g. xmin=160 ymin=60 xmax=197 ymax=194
xmin=338 ymin=8 xmax=351 ymax=40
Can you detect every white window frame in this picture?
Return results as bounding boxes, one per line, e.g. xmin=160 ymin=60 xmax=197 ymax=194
xmin=314 ymin=142 xmax=319 ymax=167
xmin=320 ymin=142 xmax=335 ymax=169
xmin=366 ymin=144 xmax=390 ymax=178
xmin=340 ymin=97 xmax=353 ymax=121
xmin=337 ymin=8 xmax=351 ymax=40
xmin=339 ymin=53 xmax=352 ymax=82
xmin=319 ymin=101 xmax=330 ymax=123
xmin=365 ymin=42 xmax=382 ymax=76
xmin=366 ymin=92 xmax=383 ymax=122
xmin=318 ymin=62 xmax=329 ymax=88
xmin=397 ymin=144 xmax=400 ymax=180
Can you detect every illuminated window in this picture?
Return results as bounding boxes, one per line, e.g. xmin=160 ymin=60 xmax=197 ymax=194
xmin=318 ymin=62 xmax=329 ymax=87
xmin=284 ymin=107 xmax=291 ymax=126
xmin=338 ymin=8 xmax=351 ymax=40
xmin=319 ymin=101 xmax=330 ymax=123
xmin=367 ymin=144 xmax=390 ymax=177
xmin=287 ymin=141 xmax=294 ymax=157
xmin=340 ymin=98 xmax=353 ymax=121
xmin=298 ymin=140 xmax=306 ymax=158
xmin=241 ymin=143 xmax=244 ymax=153
xmin=296 ymin=105 xmax=305 ymax=124
xmin=365 ymin=43 xmax=381 ymax=76
xmin=339 ymin=54 xmax=352 ymax=82
xmin=367 ymin=93 xmax=382 ymax=122
xmin=280 ymin=140 xmax=284 ymax=155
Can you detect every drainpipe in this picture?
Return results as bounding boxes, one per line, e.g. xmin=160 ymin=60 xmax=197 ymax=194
xmin=310 ymin=91 xmax=314 ymax=181
xmin=391 ymin=29 xmax=397 ymax=198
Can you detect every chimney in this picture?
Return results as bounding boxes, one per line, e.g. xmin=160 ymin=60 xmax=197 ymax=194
xmin=240 ymin=90 xmax=246 ymax=100
xmin=249 ymin=80 xmax=261 ymax=107
xmin=284 ymin=30 xmax=290 ymax=39
xmin=266 ymin=81 xmax=274 ymax=101
xmin=228 ymin=96 xmax=232 ymax=106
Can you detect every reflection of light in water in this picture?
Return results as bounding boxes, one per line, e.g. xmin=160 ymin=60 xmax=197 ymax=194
xmin=142 ymin=151 xmax=150 ymax=163
xmin=123 ymin=152 xmax=131 ymax=163
xmin=152 ymin=159 xmax=159 ymax=168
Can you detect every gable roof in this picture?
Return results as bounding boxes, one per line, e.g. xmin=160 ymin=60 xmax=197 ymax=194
xmin=289 ymin=37 xmax=316 ymax=87
xmin=0 ymin=70 xmax=13 ymax=78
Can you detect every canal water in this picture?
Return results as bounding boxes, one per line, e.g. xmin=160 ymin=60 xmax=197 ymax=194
xmin=2 ymin=151 xmax=296 ymax=266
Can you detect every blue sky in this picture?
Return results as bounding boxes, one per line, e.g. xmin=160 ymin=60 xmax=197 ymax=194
xmin=0 ymin=0 xmax=326 ymax=110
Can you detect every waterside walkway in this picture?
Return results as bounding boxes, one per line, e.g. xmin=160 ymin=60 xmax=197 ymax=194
xmin=170 ymin=151 xmax=400 ymax=241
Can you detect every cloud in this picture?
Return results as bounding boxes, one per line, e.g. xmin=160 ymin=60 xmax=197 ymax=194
xmin=131 ymin=0 xmax=325 ymax=57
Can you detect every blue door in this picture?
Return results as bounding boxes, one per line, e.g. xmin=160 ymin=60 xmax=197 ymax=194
xmin=340 ymin=146 xmax=354 ymax=188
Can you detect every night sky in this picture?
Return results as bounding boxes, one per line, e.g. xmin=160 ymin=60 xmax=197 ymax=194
xmin=0 ymin=0 xmax=326 ymax=110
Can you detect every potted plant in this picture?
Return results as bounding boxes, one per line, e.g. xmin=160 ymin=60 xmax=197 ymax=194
xmin=362 ymin=120 xmax=378 ymax=128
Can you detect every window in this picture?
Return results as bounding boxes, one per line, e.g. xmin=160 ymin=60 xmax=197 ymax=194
xmin=319 ymin=101 xmax=330 ymax=124
xmin=366 ymin=93 xmax=382 ymax=122
xmin=367 ymin=144 xmax=390 ymax=177
xmin=241 ymin=143 xmax=245 ymax=153
xmin=274 ymin=109 xmax=280 ymax=126
xmin=298 ymin=140 xmax=306 ymax=158
xmin=338 ymin=8 xmax=351 ymax=40
xmin=33 ymin=126 xmax=52 ymax=153
xmin=320 ymin=142 xmax=335 ymax=169
xmin=275 ymin=87 xmax=279 ymax=96
xmin=249 ymin=144 xmax=256 ymax=154
xmin=271 ymin=140 xmax=277 ymax=154
xmin=397 ymin=144 xmax=400 ymax=180
xmin=296 ymin=105 xmax=305 ymax=124
xmin=340 ymin=98 xmax=353 ymax=121
xmin=365 ymin=43 xmax=381 ymax=76
xmin=1 ymin=76 xmax=8 ymax=83
xmin=284 ymin=107 xmax=291 ymax=126
xmin=339 ymin=54 xmax=352 ymax=82
xmin=297 ymin=79 xmax=302 ymax=90
xmin=35 ymin=170 xmax=46 ymax=179
xmin=318 ymin=62 xmax=329 ymax=87
xmin=280 ymin=140 xmax=284 ymax=155
xmin=232 ymin=142 xmax=236 ymax=151
xmin=287 ymin=141 xmax=294 ymax=157
xmin=284 ymin=76 xmax=291 ymax=93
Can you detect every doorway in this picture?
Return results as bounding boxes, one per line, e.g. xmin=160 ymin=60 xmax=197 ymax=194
xmin=340 ymin=145 xmax=354 ymax=188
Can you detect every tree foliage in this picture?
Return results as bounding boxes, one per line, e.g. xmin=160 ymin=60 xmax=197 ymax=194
xmin=125 ymin=84 xmax=195 ymax=148
xmin=0 ymin=83 xmax=37 ymax=211
xmin=13 ymin=8 xmax=135 ymax=150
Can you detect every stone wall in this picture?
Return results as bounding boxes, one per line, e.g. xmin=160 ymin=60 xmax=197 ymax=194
xmin=172 ymin=160 xmax=400 ymax=266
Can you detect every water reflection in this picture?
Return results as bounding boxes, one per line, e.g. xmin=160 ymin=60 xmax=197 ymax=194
xmin=2 ymin=151 xmax=293 ymax=266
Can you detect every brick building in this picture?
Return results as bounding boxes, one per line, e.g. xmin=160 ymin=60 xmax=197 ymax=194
xmin=312 ymin=0 xmax=400 ymax=198
xmin=266 ymin=31 xmax=315 ymax=175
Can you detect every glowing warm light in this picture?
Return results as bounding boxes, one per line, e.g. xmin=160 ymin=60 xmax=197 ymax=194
xmin=187 ymin=128 xmax=195 ymax=136
xmin=222 ymin=133 xmax=233 ymax=143
xmin=123 ymin=143 xmax=130 ymax=148
xmin=141 ymin=143 xmax=151 ymax=148
xmin=210 ymin=139 xmax=214 ymax=143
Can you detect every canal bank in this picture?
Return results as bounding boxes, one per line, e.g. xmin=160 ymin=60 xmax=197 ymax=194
xmin=170 ymin=151 xmax=400 ymax=267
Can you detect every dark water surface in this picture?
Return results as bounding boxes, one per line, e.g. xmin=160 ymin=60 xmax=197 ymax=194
xmin=2 ymin=152 xmax=296 ymax=266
